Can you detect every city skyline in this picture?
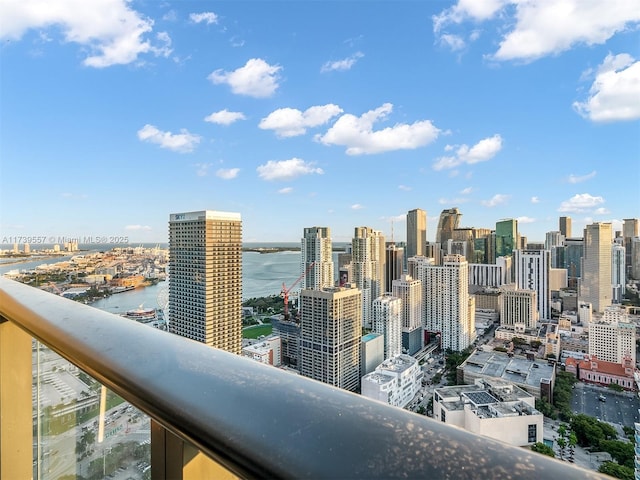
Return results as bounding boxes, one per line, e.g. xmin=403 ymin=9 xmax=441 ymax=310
xmin=1 ymin=1 xmax=639 ymax=244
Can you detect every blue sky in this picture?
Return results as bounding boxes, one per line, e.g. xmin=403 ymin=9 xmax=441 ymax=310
xmin=1 ymin=0 xmax=639 ymax=245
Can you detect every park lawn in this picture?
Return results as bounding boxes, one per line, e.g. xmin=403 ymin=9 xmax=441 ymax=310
xmin=243 ymin=324 xmax=273 ymax=339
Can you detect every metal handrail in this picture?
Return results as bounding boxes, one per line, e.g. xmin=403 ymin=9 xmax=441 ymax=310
xmin=0 ymin=277 xmax=604 ymax=479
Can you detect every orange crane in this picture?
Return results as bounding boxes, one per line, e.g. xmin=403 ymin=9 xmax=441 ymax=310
xmin=281 ymin=262 xmax=315 ymax=321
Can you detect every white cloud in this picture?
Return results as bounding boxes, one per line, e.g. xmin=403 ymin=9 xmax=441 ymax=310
xmin=439 ymin=34 xmax=466 ymax=51
xmin=208 ymin=58 xmax=281 ymax=98
xmin=125 ymin=225 xmax=152 ymax=231
xmin=259 ymin=104 xmax=343 ymax=137
xmin=0 ymin=0 xmax=170 ymax=68
xmin=517 ymin=216 xmax=536 ymax=224
xmin=594 ymin=207 xmax=611 ymax=215
xmin=137 ymin=124 xmax=201 ymax=153
xmin=351 ymin=204 xmax=364 ymax=210
xmin=256 ymin=158 xmax=323 ymax=181
xmin=531 ymin=196 xmax=540 ymax=203
xmin=194 ymin=163 xmax=213 ymax=177
xmin=321 ymin=52 xmax=364 ymax=73
xmin=190 ymin=12 xmax=218 ymax=25
xmin=481 ymin=194 xmax=509 ymax=207
xmin=558 ymin=193 xmax=605 ymax=213
xmin=316 ymin=103 xmax=441 ymax=155
xmin=278 ymin=187 xmax=293 ymax=194
xmin=432 ymin=1 xmax=640 ymax=62
xmin=216 ymin=168 xmax=240 ymax=180
xmin=460 ymin=187 xmax=473 ymax=194
xmin=398 ymin=185 xmax=412 ymax=191
xmin=573 ymin=53 xmax=640 ymax=122
xmin=567 ymin=170 xmax=597 ymax=184
xmin=204 ymin=109 xmax=246 ymax=125
xmin=433 ymin=134 xmax=502 ymax=171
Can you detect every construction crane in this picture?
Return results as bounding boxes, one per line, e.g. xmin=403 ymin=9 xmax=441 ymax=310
xmin=281 ymin=262 xmax=315 ymax=321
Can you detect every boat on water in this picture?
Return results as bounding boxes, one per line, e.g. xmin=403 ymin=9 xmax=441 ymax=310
xmin=112 ymin=285 xmax=135 ymax=294
xmin=121 ymin=306 xmax=167 ymax=330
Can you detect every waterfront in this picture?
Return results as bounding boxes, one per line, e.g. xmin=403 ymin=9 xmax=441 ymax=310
xmin=0 ymin=247 xmax=341 ymax=310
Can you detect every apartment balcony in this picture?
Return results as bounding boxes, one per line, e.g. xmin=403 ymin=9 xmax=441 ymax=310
xmin=0 ymin=277 xmax=605 ymax=479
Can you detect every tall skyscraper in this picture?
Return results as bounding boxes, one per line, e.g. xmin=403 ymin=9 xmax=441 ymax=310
xmin=612 ymin=243 xmax=626 ymax=304
xmin=421 ymin=255 xmax=475 ymax=352
xmin=632 ymin=238 xmax=640 ymax=280
xmin=495 ymin=219 xmax=518 ymax=259
xmin=168 ymin=210 xmax=242 ymax=354
xmin=372 ymin=295 xmax=402 ymax=359
xmin=559 ymin=216 xmax=572 ymax=238
xmin=352 ymin=227 xmax=385 ymax=328
xmin=406 ymin=208 xmax=427 ymax=260
xmin=514 ymin=249 xmax=551 ymax=320
xmin=301 ymin=226 xmax=334 ymax=290
xmin=436 ymin=208 xmax=461 ymax=245
xmin=545 ymin=231 xmax=564 ymax=250
xmin=385 ymin=243 xmax=404 ymax=294
xmin=564 ymin=237 xmax=584 ymax=281
xmin=623 ymin=219 xmax=639 ymax=275
xmin=580 ymin=222 xmax=613 ymax=313
xmin=299 ymin=287 xmax=362 ymax=392
xmin=392 ymin=274 xmax=423 ymax=355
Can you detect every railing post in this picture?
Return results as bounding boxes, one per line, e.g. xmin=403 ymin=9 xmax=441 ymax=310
xmin=0 ymin=317 xmax=33 ymax=480
xmin=151 ymin=420 xmax=237 ymax=480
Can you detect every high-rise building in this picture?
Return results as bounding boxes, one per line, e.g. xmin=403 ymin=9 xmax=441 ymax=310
xmin=580 ymin=223 xmax=613 ymax=313
xmin=421 ymin=255 xmax=475 ymax=352
xmin=301 ymin=227 xmax=334 ymax=290
xmin=372 ymin=295 xmax=402 ymax=359
xmin=623 ymin=219 xmax=639 ymax=275
xmin=612 ymin=244 xmax=625 ymax=304
xmin=500 ymin=289 xmax=537 ymax=329
xmin=168 ymin=210 xmax=242 ymax=354
xmin=352 ymin=227 xmax=385 ymax=328
xmin=564 ymin=237 xmax=584 ymax=281
xmin=436 ymin=208 xmax=462 ymax=246
xmin=495 ymin=219 xmax=518 ymax=259
xmin=392 ymin=274 xmax=423 ymax=355
xmin=385 ymin=243 xmax=404 ymax=294
xmin=299 ymin=287 xmax=362 ymax=392
xmin=589 ymin=306 xmax=635 ymax=365
xmin=632 ymin=237 xmax=640 ymax=280
xmin=559 ymin=216 xmax=572 ymax=238
xmin=514 ymin=250 xmax=551 ymax=320
xmin=406 ymin=208 xmax=427 ymax=260
xmin=545 ymin=231 xmax=564 ymax=251
xmin=271 ymin=317 xmax=300 ymax=367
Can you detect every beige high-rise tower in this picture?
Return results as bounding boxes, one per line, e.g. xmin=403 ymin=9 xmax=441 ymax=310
xmin=406 ymin=208 xmax=427 ymax=259
xmin=580 ymin=222 xmax=612 ymax=313
xmin=169 ymin=210 xmax=242 ymax=354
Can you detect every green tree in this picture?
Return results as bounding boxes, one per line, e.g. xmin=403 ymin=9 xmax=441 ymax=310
xmin=598 ymin=461 xmax=634 ymax=480
xmin=599 ymin=440 xmax=635 ymax=469
xmin=531 ymin=442 xmax=555 ymax=458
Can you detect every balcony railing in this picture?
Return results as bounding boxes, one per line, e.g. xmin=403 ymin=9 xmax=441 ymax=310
xmin=0 ymin=277 xmax=605 ymax=479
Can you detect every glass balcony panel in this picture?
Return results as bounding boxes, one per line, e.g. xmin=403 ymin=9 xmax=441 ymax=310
xmin=34 ymin=341 xmax=150 ymax=480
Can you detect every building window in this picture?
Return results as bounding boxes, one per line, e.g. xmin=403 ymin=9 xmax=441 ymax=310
xmin=528 ymin=424 xmax=537 ymax=443
xmin=441 ymin=409 xmax=446 ymax=423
